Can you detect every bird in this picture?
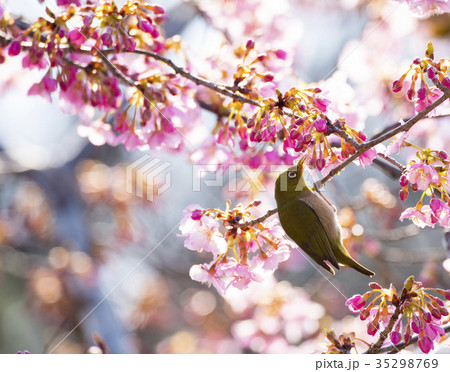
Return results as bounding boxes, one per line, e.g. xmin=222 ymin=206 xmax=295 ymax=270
xmin=274 ymin=158 xmax=375 ymax=277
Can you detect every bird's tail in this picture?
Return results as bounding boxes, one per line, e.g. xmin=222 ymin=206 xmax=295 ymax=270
xmin=337 ymin=248 xmax=375 ymax=277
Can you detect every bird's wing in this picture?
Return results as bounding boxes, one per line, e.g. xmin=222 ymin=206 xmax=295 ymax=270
xmin=278 ymin=198 xmax=340 ymax=270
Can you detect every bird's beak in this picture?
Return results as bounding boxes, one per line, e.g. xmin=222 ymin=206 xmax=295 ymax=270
xmin=296 ymin=157 xmax=306 ymax=173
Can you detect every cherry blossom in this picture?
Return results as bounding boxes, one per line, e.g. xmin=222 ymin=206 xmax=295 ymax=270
xmin=394 ymin=0 xmax=450 ymax=17
xmin=340 ymin=277 xmax=450 ymax=354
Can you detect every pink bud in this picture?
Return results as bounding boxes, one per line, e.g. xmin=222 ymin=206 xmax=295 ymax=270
xmin=314 ymin=118 xmax=327 ymax=133
xmin=399 ymin=189 xmax=408 ymax=201
xmin=68 ymin=29 xmax=85 ymax=47
xmin=191 ymin=210 xmax=203 ymax=220
xmin=295 ymin=117 xmax=305 ymax=126
xmin=290 ymin=131 xmax=300 ymax=140
xmin=43 ymin=76 xmax=57 ymax=92
xmin=390 ymin=331 xmax=401 ymax=345
xmin=427 ymin=67 xmax=436 ymax=79
xmin=367 ymin=321 xmax=378 ymax=336
xmin=442 ymin=76 xmax=450 ymax=89
xmin=360 ymin=307 xmax=370 ymax=321
xmin=392 ymin=80 xmax=403 ymax=93
xmin=316 ymin=158 xmax=326 ymax=171
xmin=399 ymin=175 xmax=408 ymax=187
xmin=418 ymin=336 xmax=434 ymax=353
xmin=369 ymin=282 xmax=382 ymax=290
xmin=417 ymin=87 xmax=428 ymax=101
xmin=101 ymin=33 xmax=112 ymax=47
xmin=123 ymin=36 xmax=136 ymax=52
xmin=274 ymin=49 xmax=287 ymax=60
xmin=263 ymin=73 xmax=274 ymax=82
xmin=152 ymin=5 xmax=165 ymax=15
xmin=345 ymin=295 xmax=366 ymax=312
xmin=8 ymin=41 xmax=22 ymax=56
xmin=357 ymin=131 xmax=367 ymax=141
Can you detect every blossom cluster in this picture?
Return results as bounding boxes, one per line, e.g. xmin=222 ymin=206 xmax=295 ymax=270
xmin=393 ymin=0 xmax=450 ymax=18
xmin=179 ymin=202 xmax=295 ymax=294
xmin=344 ymin=276 xmax=450 ymax=353
xmin=1 ymin=1 xmax=204 ymax=152
xmin=392 ymin=42 xmax=450 ymax=113
xmin=398 ymin=148 xmax=449 ymax=228
xmin=227 ymin=278 xmax=325 ymax=353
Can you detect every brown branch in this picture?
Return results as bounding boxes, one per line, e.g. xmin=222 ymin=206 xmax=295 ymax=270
xmin=234 ymin=208 xmax=278 ymax=229
xmin=317 ymin=87 xmax=450 ymax=188
xmin=100 ymin=48 xmax=259 ymax=106
xmin=376 ymin=153 xmax=406 ymax=171
xmin=366 ymin=306 xmax=402 ymax=354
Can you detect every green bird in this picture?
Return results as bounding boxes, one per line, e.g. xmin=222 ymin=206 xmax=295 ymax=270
xmin=274 ymin=159 xmax=375 ymax=277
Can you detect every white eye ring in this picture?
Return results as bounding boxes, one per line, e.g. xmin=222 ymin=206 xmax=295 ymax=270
xmin=288 ymin=171 xmax=297 ymax=178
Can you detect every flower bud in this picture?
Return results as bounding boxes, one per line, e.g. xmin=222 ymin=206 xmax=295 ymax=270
xmin=8 ymin=41 xmax=22 ymax=56
xmin=314 ymin=118 xmax=327 ymax=133
xmin=191 ymin=210 xmax=203 ymax=220
xmin=392 ymin=79 xmax=403 ymax=93
xmin=417 ymin=87 xmax=428 ymax=100
xmin=274 ymin=49 xmax=287 ymax=60
xmin=427 ymin=67 xmax=436 ymax=79
xmin=369 ymin=282 xmax=382 ymax=290
xmin=316 ymin=158 xmax=326 ymax=171
xmin=442 ymin=76 xmax=450 ymax=89
xmin=390 ymin=331 xmax=401 ymax=345
xmin=404 ymin=276 xmax=415 ymax=291
xmin=425 ymin=42 xmax=434 ymax=60
xmin=399 ymin=175 xmax=408 ymax=187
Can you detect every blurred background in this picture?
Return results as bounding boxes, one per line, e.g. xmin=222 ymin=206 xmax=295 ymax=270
xmin=0 ymin=0 xmax=449 ymax=353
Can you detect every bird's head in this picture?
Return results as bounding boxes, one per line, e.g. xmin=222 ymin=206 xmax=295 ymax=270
xmin=275 ymin=158 xmax=308 ymax=194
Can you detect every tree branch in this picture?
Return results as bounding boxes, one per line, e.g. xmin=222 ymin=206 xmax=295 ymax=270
xmin=366 ymin=306 xmax=402 ymax=354
xmin=100 ymin=48 xmax=259 ymax=106
xmin=233 ymin=208 xmax=278 ymax=229
xmin=317 ymin=87 xmax=450 ymax=188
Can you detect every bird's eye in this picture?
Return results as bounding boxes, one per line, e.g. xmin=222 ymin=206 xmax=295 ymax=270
xmin=288 ymin=171 xmax=297 ymax=178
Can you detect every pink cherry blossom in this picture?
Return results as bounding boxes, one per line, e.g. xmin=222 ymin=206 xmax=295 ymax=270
xmin=345 ymin=295 xmax=366 ymax=313
xmin=183 ymin=215 xmax=228 ymax=258
xmin=384 ymin=131 xmax=409 ymax=156
xmin=394 ymin=0 xmax=450 ymax=17
xmin=22 ymin=53 xmax=48 ymax=70
xmin=415 ymin=87 xmax=443 ymax=113
xmin=77 ymin=121 xmax=116 ymax=146
xmin=418 ymin=334 xmax=434 ymax=353
xmin=358 ymin=148 xmax=377 ymax=168
xmin=189 ymin=263 xmax=226 ymax=294
xmin=313 ymin=118 xmax=327 ymax=133
xmin=406 ymin=163 xmax=439 ymax=190
xmin=400 ymin=206 xmax=435 ymax=228
xmin=67 ymin=29 xmax=85 ymax=47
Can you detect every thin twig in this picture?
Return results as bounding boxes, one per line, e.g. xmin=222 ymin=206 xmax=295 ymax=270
xmin=366 ymin=306 xmax=402 ymax=354
xmin=101 ymin=48 xmax=259 ymax=106
xmin=318 ymin=87 xmax=450 ymax=188
xmin=234 ymin=208 xmax=278 ymax=229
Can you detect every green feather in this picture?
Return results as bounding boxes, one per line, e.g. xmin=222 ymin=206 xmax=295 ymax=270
xmin=275 ymin=163 xmax=374 ymax=277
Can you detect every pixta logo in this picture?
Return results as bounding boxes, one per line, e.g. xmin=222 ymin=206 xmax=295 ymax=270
xmin=126 ymin=155 xmax=172 ymax=201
